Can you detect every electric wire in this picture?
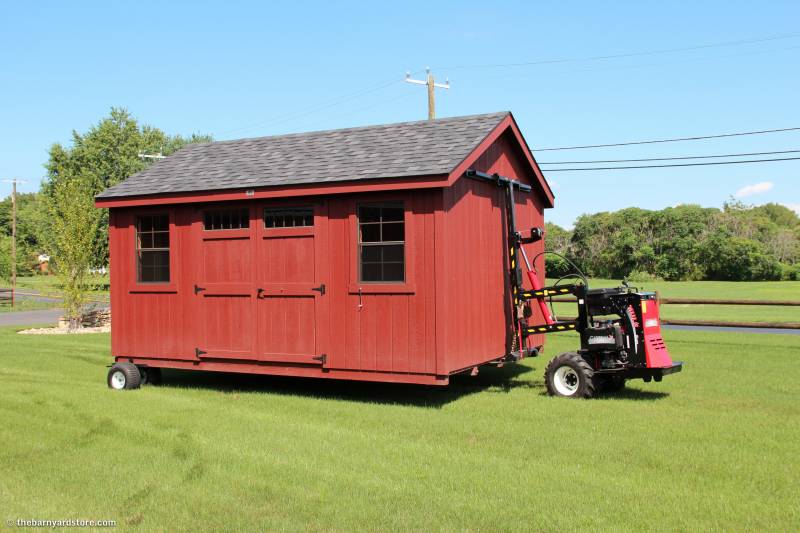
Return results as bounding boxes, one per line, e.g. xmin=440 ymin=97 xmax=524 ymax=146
xmin=539 ymin=156 xmax=800 ymax=172
xmin=539 ymin=148 xmax=800 ymax=165
xmin=534 ymin=127 xmax=800 ymax=152
xmin=436 ymin=32 xmax=800 ymax=71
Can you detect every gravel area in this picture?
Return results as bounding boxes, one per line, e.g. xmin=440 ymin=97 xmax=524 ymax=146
xmin=18 ymin=326 xmax=111 ymax=335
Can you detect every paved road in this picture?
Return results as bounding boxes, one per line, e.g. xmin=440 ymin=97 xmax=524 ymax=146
xmin=0 ymin=309 xmax=64 ymax=327
xmin=663 ymin=324 xmax=800 ymax=335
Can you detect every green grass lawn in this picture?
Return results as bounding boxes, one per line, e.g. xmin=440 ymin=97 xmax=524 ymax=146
xmin=546 ymin=278 xmax=800 ymax=324
xmin=0 ymin=299 xmax=60 ymax=313
xmin=562 ymin=278 xmax=800 ymax=301
xmin=11 ymin=275 xmax=110 ymax=298
xmin=1 ymin=326 xmax=798 ymax=530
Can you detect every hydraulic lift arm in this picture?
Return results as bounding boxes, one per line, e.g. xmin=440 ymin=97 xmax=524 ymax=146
xmin=465 ymin=170 xmax=580 ymax=359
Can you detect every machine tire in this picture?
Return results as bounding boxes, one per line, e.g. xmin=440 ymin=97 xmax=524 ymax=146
xmin=544 ymin=352 xmax=595 ymax=398
xmin=137 ymin=366 xmax=162 ymax=386
xmin=107 ymin=363 xmax=141 ymax=390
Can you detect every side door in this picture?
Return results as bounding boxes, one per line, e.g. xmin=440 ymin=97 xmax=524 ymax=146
xmin=192 ymin=205 xmax=258 ymax=360
xmin=255 ymin=202 xmax=328 ymax=365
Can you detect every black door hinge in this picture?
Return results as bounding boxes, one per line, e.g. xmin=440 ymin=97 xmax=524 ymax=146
xmin=194 ymin=284 xmax=206 ymax=295
xmin=195 ymin=348 xmax=207 ymax=357
xmin=311 ymin=283 xmax=326 ymax=295
xmin=312 ymin=354 xmax=327 ymax=364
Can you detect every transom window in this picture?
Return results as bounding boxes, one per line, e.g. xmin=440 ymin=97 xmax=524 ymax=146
xmin=204 ymin=208 xmax=249 ymax=230
xmin=358 ymin=203 xmax=405 ymax=283
xmin=264 ymin=207 xmax=314 ymax=228
xmin=136 ymin=214 xmax=170 ymax=283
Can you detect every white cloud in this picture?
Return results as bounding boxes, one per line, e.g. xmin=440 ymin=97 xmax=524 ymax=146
xmin=783 ymin=203 xmax=800 ymax=215
xmin=734 ymin=181 xmax=774 ymax=198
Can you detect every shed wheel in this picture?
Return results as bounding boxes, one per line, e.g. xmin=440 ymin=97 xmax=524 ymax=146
xmin=137 ymin=366 xmax=162 ymax=386
xmin=107 ymin=363 xmax=141 ymax=390
xmin=544 ymin=352 xmax=595 ymax=398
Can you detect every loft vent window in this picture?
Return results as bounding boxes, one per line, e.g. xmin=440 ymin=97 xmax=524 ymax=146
xmin=136 ymin=214 xmax=170 ymax=283
xmin=358 ymin=203 xmax=405 ymax=283
xmin=264 ymin=207 xmax=314 ymax=228
xmin=204 ymin=208 xmax=250 ymax=230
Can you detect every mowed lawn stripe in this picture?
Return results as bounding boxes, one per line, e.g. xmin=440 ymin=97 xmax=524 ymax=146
xmin=0 ymin=327 xmax=798 ymax=531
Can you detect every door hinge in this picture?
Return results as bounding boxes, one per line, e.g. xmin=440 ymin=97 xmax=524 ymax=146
xmin=311 ymin=283 xmax=326 ymax=295
xmin=195 ymin=348 xmax=207 ymax=357
xmin=312 ymin=353 xmax=327 ymax=364
xmin=194 ymin=284 xmax=206 ymax=295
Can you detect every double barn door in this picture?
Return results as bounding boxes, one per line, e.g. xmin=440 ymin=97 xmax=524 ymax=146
xmin=191 ymin=202 xmax=327 ymax=365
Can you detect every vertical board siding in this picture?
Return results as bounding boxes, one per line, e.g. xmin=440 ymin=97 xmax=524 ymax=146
xmin=112 ymin=208 xmax=189 ymax=359
xmin=327 ymin=190 xmax=438 ymax=376
xmin=441 ymin=130 xmax=547 ymax=373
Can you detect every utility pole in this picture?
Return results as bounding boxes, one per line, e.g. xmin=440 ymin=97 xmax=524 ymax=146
xmin=2 ymin=178 xmax=25 ymax=307
xmin=405 ymin=68 xmax=450 ymax=120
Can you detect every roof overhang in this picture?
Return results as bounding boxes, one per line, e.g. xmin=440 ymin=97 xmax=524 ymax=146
xmin=95 ymin=172 xmax=450 ymax=208
xmin=94 ymin=112 xmax=554 ymax=209
xmin=445 ymin=113 xmax=554 ymax=208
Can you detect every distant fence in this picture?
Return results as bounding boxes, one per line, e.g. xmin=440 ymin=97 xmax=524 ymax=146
xmin=0 ymin=288 xmax=110 ymax=306
xmin=548 ymin=295 xmax=800 ymax=330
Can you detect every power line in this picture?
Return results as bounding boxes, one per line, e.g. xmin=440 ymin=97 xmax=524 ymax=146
xmin=436 ymin=32 xmax=800 ymax=71
xmin=534 ymin=126 xmax=800 ymax=152
xmin=540 ymin=149 xmax=800 ymax=165
xmin=540 ymin=156 xmax=800 ymax=172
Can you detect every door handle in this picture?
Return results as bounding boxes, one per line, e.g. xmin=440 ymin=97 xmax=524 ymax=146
xmin=257 ymin=288 xmax=265 ymax=298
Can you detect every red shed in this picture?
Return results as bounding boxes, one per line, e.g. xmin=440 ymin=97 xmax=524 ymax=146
xmin=96 ymin=112 xmax=554 ymax=388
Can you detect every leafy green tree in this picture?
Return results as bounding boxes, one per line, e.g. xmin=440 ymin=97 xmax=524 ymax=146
xmin=0 ymin=192 xmax=50 ymax=276
xmin=42 ymin=107 xmax=212 ymax=266
xmin=48 ymin=173 xmax=102 ymax=329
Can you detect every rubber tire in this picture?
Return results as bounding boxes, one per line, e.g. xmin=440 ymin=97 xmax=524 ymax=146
xmin=107 ymin=363 xmax=141 ymax=390
xmin=137 ymin=366 xmax=162 ymax=386
xmin=544 ymin=352 xmax=596 ymax=398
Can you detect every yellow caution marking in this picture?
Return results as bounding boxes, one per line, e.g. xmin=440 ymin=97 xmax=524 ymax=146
xmin=557 ymin=326 xmax=565 ymax=330
xmin=642 ymin=301 xmax=648 ymax=313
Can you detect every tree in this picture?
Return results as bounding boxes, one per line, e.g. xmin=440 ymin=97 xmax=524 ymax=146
xmin=42 ymin=107 xmax=212 ymax=266
xmin=48 ymin=173 xmax=102 ymax=330
xmin=0 ymin=192 xmax=50 ymax=276
xmin=544 ymin=222 xmax=573 ymax=277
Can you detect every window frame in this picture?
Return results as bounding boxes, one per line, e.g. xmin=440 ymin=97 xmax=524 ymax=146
xmin=203 ymin=207 xmax=250 ymax=231
xmin=348 ymin=196 xmax=415 ymax=295
xmin=357 ymin=202 xmax=406 ymax=284
xmin=128 ymin=209 xmax=178 ymax=293
xmin=263 ymin=206 xmax=315 ymax=230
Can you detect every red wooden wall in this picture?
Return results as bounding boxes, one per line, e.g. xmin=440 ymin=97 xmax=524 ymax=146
xmin=107 ymin=129 xmax=549 ymax=384
xmin=439 ymin=130 xmax=546 ymax=373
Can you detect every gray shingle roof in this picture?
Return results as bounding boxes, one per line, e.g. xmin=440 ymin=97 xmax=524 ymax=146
xmin=97 ymin=112 xmax=510 ymax=199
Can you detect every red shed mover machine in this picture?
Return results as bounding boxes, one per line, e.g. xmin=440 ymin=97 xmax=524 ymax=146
xmin=97 ymin=112 xmax=681 ymax=397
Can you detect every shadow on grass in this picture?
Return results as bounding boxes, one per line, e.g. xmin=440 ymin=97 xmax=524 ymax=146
xmin=594 ymin=388 xmax=670 ymax=401
xmin=157 ymin=363 xmax=535 ymax=408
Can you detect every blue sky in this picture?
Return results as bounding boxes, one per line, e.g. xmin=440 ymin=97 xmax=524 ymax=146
xmin=1 ymin=1 xmax=798 ymax=226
